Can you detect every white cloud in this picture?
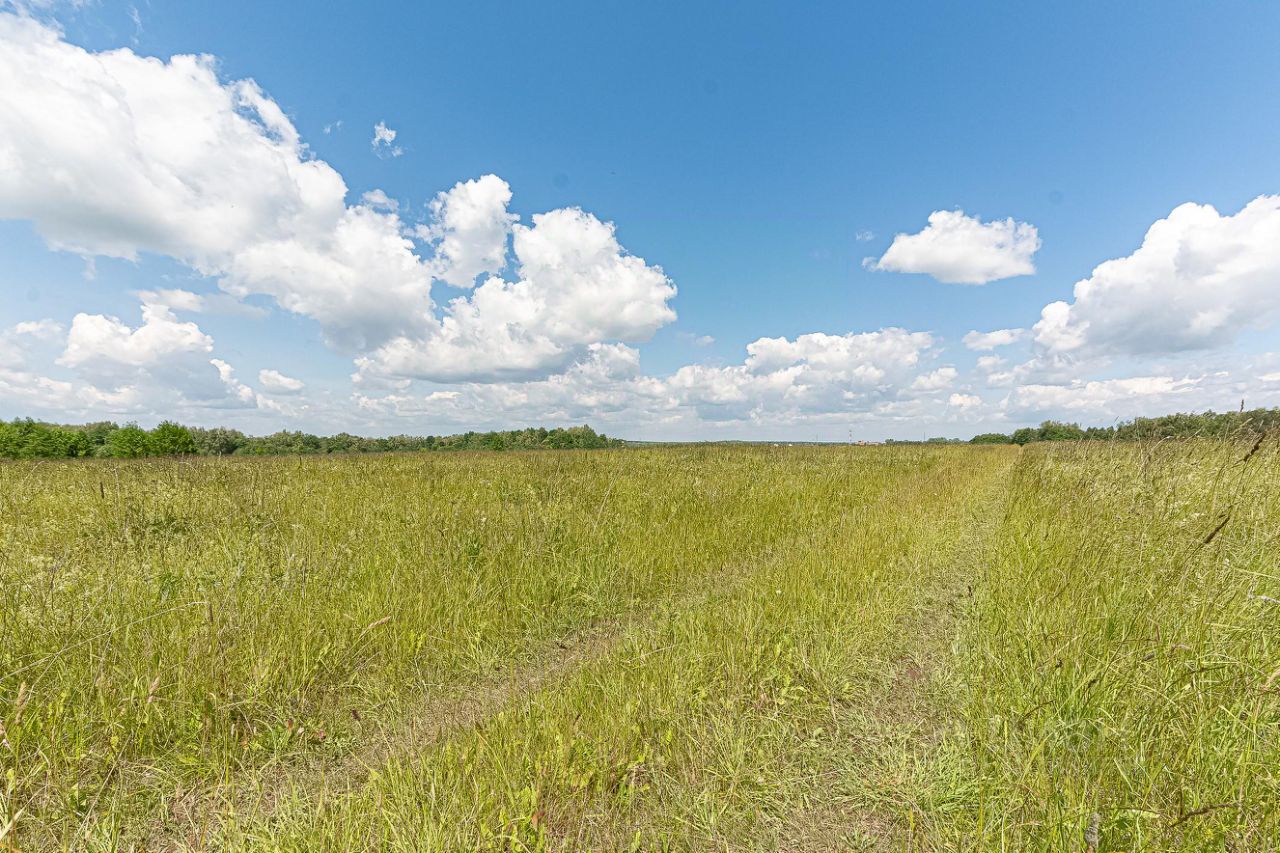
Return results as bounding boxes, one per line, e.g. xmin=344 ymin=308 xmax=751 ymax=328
xmin=949 ymin=393 xmax=981 ymax=409
xmin=211 ymin=358 xmax=258 ymax=406
xmin=53 ymin=304 xmax=268 ymax=411
xmin=12 ymin=319 xmax=64 ymax=340
xmin=258 ymin=368 xmax=304 ymax=393
xmin=59 ymin=304 xmax=212 ymax=369
xmin=0 ymin=320 xmax=62 ymax=379
xmin=354 ymin=343 xmax=659 ymax=425
xmin=0 ymin=14 xmax=433 ymax=351
xmin=417 ymin=175 xmax=517 ymax=288
xmin=1034 ymin=195 xmax=1280 ymax=356
xmin=963 ymin=328 xmax=1026 ymax=350
xmin=975 ymin=355 xmax=1004 ymax=372
xmin=354 ymin=327 xmax=943 ymax=431
xmin=868 ymin=210 xmax=1040 ymax=284
xmin=134 ymin=288 xmax=268 ymax=318
xmin=910 ymin=366 xmax=957 ymax=391
xmin=665 ymin=328 xmax=936 ymax=421
xmin=371 ymin=120 xmax=402 ymax=158
xmin=360 ymin=189 xmax=398 ymax=212
xmin=0 ymin=17 xmax=684 ymax=382
xmin=0 ymin=301 xmax=278 ymax=418
xmin=0 ymin=366 xmax=78 ymax=411
xmin=359 ymin=207 xmax=677 ymax=383
xmin=1006 ymin=376 xmax=1200 ymax=414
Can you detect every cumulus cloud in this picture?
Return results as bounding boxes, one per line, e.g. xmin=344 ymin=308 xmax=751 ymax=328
xmin=354 ymin=343 xmax=659 ymax=425
xmin=258 ymin=368 xmax=304 ymax=393
xmin=975 ymin=355 xmax=1004 ymax=372
xmin=868 ymin=210 xmax=1040 ymax=284
xmin=371 ymin=121 xmax=402 ymax=157
xmin=663 ymin=328 xmax=936 ymax=422
xmin=210 ymin=358 xmax=259 ymax=406
xmin=0 ymin=14 xmax=432 ymax=351
xmin=1034 ymin=196 xmax=1280 ymax=356
xmin=949 ymin=393 xmax=981 ymax=409
xmin=0 ymin=301 xmax=280 ymax=417
xmin=417 ymin=175 xmax=517 ymax=288
xmin=0 ymin=17 xmax=682 ymax=385
xmin=910 ymin=366 xmax=957 ymax=391
xmin=963 ymin=328 xmax=1026 ymax=350
xmin=354 ymin=327 xmax=943 ymax=430
xmin=0 ymin=366 xmax=78 ymax=412
xmin=59 ymin=303 xmax=213 ymax=369
xmin=56 ymin=305 xmax=263 ymax=411
xmin=1006 ymin=376 xmax=1200 ymax=414
xmin=359 ymin=207 xmax=677 ymax=383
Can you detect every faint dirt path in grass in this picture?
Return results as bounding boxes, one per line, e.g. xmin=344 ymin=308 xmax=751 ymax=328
xmin=157 ymin=536 xmax=797 ymax=850
xmin=774 ymin=458 xmax=1014 ymax=852
xmin=155 ymin=459 xmax=999 ymax=851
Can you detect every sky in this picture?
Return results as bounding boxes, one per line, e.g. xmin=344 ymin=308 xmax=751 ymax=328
xmin=2 ymin=0 xmax=1279 ymax=441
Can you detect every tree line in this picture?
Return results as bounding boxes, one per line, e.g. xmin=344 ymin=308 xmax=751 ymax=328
xmin=967 ymin=408 xmax=1280 ymax=445
xmin=0 ymin=419 xmax=624 ymax=460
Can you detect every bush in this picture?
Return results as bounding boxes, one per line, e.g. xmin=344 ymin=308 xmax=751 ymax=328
xmin=102 ymin=425 xmax=153 ymax=458
xmin=149 ymin=421 xmax=198 ymax=456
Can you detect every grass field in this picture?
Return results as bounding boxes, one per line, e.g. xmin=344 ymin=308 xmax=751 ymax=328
xmin=1 ymin=441 xmax=1277 ymax=850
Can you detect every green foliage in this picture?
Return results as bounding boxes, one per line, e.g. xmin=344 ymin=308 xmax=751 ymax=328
xmin=0 ymin=418 xmax=91 ymax=459
xmin=0 ymin=420 xmax=624 ymax=460
xmin=189 ymin=426 xmax=248 ymax=456
xmin=999 ymin=408 xmax=1280 ymax=445
xmin=148 ymin=421 xmax=198 ymax=456
xmin=1010 ymin=426 xmax=1039 ymax=445
xmin=102 ymin=424 xmax=153 ymax=458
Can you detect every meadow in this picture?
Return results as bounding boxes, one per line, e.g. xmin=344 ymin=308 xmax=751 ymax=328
xmin=0 ymin=441 xmax=1276 ymax=850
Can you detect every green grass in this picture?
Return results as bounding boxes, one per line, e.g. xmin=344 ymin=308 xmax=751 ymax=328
xmin=0 ymin=441 xmax=1276 ymax=850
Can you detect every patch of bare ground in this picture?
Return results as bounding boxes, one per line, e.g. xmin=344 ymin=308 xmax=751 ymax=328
xmin=774 ymin=481 xmax=1006 ymax=852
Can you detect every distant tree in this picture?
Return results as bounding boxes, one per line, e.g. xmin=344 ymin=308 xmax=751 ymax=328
xmin=0 ymin=419 xmax=90 ymax=458
xmin=323 ymin=432 xmax=362 ymax=454
xmin=76 ymin=421 xmax=119 ymax=451
xmin=1037 ymin=420 xmax=1086 ymax=442
xmin=190 ymin=427 xmax=246 ymax=456
xmin=149 ymin=421 xmax=198 ymax=455
xmin=970 ymin=432 xmax=1013 ymax=444
xmin=103 ymin=424 xmax=153 ymax=458
xmin=1010 ymin=427 xmax=1039 ymax=446
xmin=1 ymin=419 xmax=627 ymax=459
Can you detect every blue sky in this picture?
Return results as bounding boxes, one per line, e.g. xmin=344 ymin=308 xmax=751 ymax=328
xmin=2 ymin=1 xmax=1280 ymax=439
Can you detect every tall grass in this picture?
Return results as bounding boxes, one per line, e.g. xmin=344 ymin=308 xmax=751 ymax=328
xmin=924 ymin=439 xmax=1280 ymax=849
xmin=1 ymin=441 xmax=1275 ymax=850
